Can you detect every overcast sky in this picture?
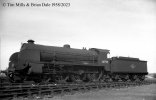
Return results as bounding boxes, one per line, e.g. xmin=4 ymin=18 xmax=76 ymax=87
xmin=0 ymin=0 xmax=156 ymax=73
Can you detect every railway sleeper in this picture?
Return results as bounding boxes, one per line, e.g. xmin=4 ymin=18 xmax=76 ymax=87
xmin=0 ymin=81 xmax=156 ymax=99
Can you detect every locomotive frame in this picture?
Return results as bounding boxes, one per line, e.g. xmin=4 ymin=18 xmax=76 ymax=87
xmin=7 ymin=40 xmax=148 ymax=83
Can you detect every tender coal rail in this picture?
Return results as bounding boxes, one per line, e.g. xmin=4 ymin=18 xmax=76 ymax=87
xmin=0 ymin=80 xmax=155 ymax=99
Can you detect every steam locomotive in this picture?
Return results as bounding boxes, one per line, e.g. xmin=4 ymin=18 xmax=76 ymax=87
xmin=8 ymin=40 xmax=148 ymax=83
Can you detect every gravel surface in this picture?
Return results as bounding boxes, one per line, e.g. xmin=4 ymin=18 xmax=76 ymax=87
xmin=14 ymin=84 xmax=156 ymax=100
xmin=48 ymin=84 xmax=156 ymax=100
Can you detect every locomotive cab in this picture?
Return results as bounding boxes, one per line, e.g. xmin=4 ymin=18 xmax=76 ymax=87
xmin=89 ymin=48 xmax=110 ymax=71
xmin=89 ymin=48 xmax=110 ymax=63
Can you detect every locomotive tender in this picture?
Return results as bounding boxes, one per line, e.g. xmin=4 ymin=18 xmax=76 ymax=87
xmin=8 ymin=40 xmax=148 ymax=83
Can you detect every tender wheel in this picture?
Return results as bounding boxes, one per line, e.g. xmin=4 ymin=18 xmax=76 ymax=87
xmin=112 ymin=74 xmax=120 ymax=82
xmin=138 ymin=75 xmax=145 ymax=81
xmin=122 ymin=75 xmax=130 ymax=82
xmin=130 ymin=75 xmax=138 ymax=81
xmin=141 ymin=75 xmax=145 ymax=81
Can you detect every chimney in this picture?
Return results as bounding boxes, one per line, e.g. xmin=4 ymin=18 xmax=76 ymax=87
xmin=27 ymin=39 xmax=35 ymax=44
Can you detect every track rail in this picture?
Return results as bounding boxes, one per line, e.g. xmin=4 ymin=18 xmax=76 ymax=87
xmin=0 ymin=80 xmax=155 ymax=99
